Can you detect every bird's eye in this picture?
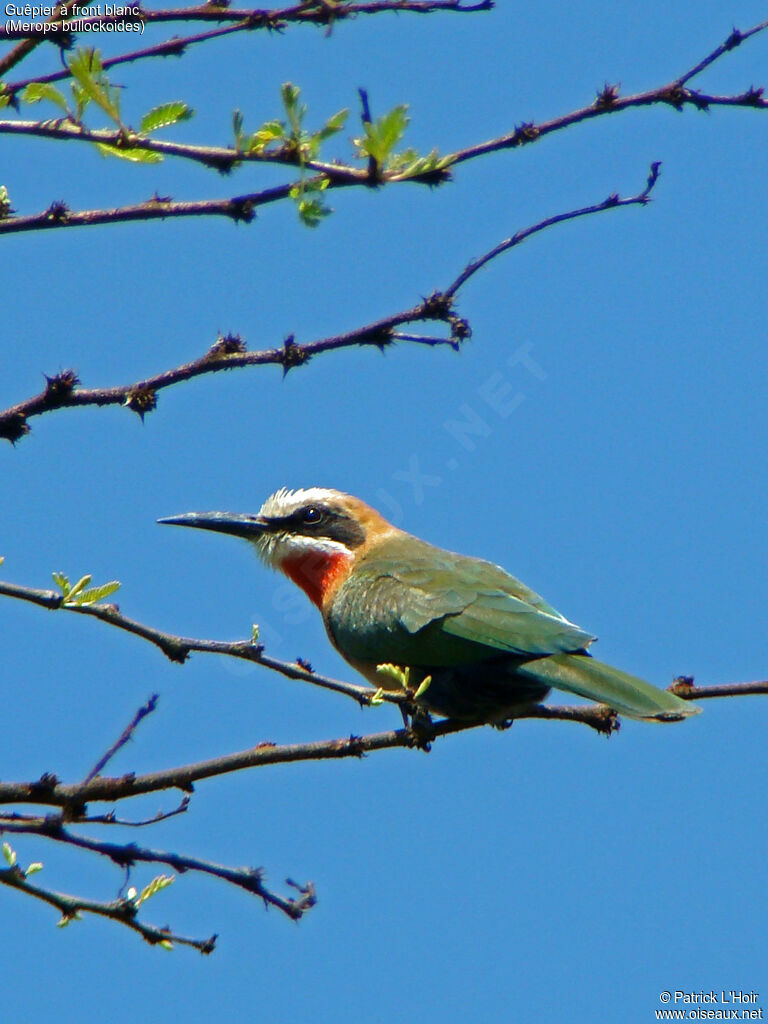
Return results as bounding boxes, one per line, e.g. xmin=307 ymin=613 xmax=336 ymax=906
xmin=301 ymin=506 xmax=324 ymax=525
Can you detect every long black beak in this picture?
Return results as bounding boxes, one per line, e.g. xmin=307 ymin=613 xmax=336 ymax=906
xmin=157 ymin=511 xmax=269 ymax=540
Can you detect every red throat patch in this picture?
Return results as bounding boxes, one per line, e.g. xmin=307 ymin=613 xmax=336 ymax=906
xmin=280 ymin=549 xmax=352 ymax=608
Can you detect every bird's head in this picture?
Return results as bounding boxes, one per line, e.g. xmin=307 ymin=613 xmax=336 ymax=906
xmin=159 ymin=487 xmax=397 ymax=608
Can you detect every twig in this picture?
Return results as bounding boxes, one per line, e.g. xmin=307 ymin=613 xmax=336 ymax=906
xmin=0 ymin=865 xmax=217 ymax=951
xmin=0 ymin=0 xmax=492 ymax=43
xmin=0 ymin=172 xmax=654 ymax=441
xmin=0 ymin=119 xmax=370 ymax=176
xmin=82 ymin=695 xmax=159 ymax=784
xmin=0 ymin=820 xmax=315 ymax=918
xmin=2 ymin=20 xmax=764 ymax=195
xmin=0 ymin=577 xmax=392 ymax=705
xmin=66 ymin=798 xmax=191 ymax=827
xmin=444 ymin=162 xmax=661 ymax=297
xmin=0 ymin=678 xmax=765 ymax=811
xmin=676 ymin=20 xmax=768 ymax=86
xmin=443 ymin=19 xmax=768 ymax=170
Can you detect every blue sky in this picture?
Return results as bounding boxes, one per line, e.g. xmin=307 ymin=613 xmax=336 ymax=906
xmin=2 ymin=2 xmax=767 ymax=1021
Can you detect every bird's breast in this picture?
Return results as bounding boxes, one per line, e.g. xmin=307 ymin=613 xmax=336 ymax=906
xmin=280 ymin=549 xmax=352 ymax=608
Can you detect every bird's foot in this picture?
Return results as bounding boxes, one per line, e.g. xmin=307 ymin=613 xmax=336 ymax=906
xmin=401 ymin=705 xmax=436 ymax=751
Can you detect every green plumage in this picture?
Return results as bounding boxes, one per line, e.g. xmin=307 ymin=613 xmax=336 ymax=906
xmin=327 ymin=533 xmax=697 ymax=723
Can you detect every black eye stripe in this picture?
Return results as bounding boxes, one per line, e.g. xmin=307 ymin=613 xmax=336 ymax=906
xmin=263 ymin=504 xmax=366 ymax=549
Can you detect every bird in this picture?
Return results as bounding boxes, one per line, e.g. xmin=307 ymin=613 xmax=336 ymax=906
xmin=159 ymin=487 xmax=699 ymax=724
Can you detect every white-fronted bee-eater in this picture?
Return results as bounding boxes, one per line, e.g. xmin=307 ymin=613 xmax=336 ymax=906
xmin=159 ymin=488 xmax=698 ymax=724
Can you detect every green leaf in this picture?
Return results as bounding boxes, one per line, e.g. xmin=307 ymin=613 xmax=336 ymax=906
xmin=136 ymin=874 xmax=175 ymax=906
xmin=281 ymin=82 xmax=306 ymax=136
xmin=22 ymin=82 xmax=69 ymax=114
xmin=232 ymin=108 xmax=245 ymax=148
xmin=24 ymin=862 xmax=44 ymax=877
xmin=395 ymin=148 xmax=454 ymax=179
xmin=65 ymin=574 xmax=92 ymax=600
xmin=251 ymin=623 xmax=260 ymax=642
xmin=140 ymin=101 xmax=193 ymax=135
xmin=52 ymin=571 xmax=71 ymax=596
xmin=376 ymin=663 xmax=409 ymax=688
xmin=356 ymin=104 xmax=409 ymax=165
xmin=56 ymin=913 xmax=81 ymax=927
xmin=158 ymin=939 xmax=174 ymax=951
xmin=71 ymin=81 xmax=89 ymax=121
xmin=413 ymin=674 xmax=433 ymax=700
xmin=2 ymin=841 xmax=16 ymax=867
xmin=316 ymin=107 xmax=348 ymax=142
xmin=71 ymin=580 xmax=121 ymax=606
xmin=0 ymin=555 xmax=4 ymax=568
xmin=0 ymin=186 xmax=11 ymax=219
xmin=297 ymin=197 xmax=331 ymax=228
xmin=95 ymin=142 xmax=163 ymax=164
xmin=245 ymin=120 xmax=285 ymax=155
xmin=68 ymin=48 xmax=121 ymax=126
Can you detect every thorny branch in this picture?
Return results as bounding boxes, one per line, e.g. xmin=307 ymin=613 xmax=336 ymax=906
xmin=3 ymin=12 xmax=767 ymax=955
xmin=0 ymin=169 xmax=658 ymax=443
xmin=0 ymin=1 xmax=490 ymax=76
xmin=0 ymin=19 xmax=765 ymax=238
xmin=1 ymin=566 xmax=765 ymax=949
xmin=0 ymin=863 xmax=219 ymax=952
xmin=0 ymin=686 xmax=316 ymax=950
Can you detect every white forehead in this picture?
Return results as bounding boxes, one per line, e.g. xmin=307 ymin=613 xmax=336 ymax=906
xmin=259 ymin=487 xmax=342 ymax=519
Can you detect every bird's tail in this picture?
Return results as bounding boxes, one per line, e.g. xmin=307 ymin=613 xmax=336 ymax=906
xmin=517 ymin=653 xmax=700 ymax=722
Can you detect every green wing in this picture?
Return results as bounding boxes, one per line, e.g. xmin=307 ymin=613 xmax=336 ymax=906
xmin=328 ymin=533 xmax=699 ymax=721
xmin=330 ymin=532 xmax=595 ymax=663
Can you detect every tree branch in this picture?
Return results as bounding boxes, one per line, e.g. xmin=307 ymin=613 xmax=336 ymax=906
xmin=1 ymin=819 xmax=316 ymax=918
xmin=0 ymin=0 xmax=492 ymax=44
xmin=0 ymin=677 xmax=764 ymax=815
xmin=0 ymin=576 xmax=400 ymax=705
xmin=82 ymin=694 xmax=159 ymax=783
xmin=1 ymin=20 xmax=764 ymax=216
xmin=0 ymin=169 xmax=657 ymax=442
xmin=0 ymin=863 xmax=218 ymax=951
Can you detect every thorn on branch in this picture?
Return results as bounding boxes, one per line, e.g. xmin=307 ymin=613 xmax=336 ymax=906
xmin=201 ymin=152 xmax=239 ymax=174
xmin=741 ymin=85 xmax=765 ymax=106
xmin=662 ymin=85 xmax=687 ymax=111
xmin=420 ymin=290 xmax=453 ymax=321
xmin=511 ymin=121 xmax=539 ymax=146
xmin=0 ymin=412 xmax=30 ymax=444
xmin=206 ymin=333 xmax=246 ymax=361
xmin=448 ymin=313 xmax=471 ymax=349
xmin=280 ymin=335 xmax=309 ymax=374
xmin=285 ymin=879 xmax=317 ymax=918
xmin=344 ymin=734 xmax=367 ymax=759
xmin=360 ymin=326 xmax=393 ymax=351
xmin=687 ymin=91 xmax=711 ymax=112
xmin=45 ymin=200 xmax=69 ymax=223
xmin=33 ymin=772 xmax=60 ymax=794
xmin=124 ymin=386 xmax=157 ymax=421
xmin=44 ymin=370 xmax=80 ymax=404
xmin=228 ymin=197 xmax=256 ymax=223
xmin=594 ymin=82 xmax=620 ymax=109
xmin=668 ymin=674 xmax=696 ymax=696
